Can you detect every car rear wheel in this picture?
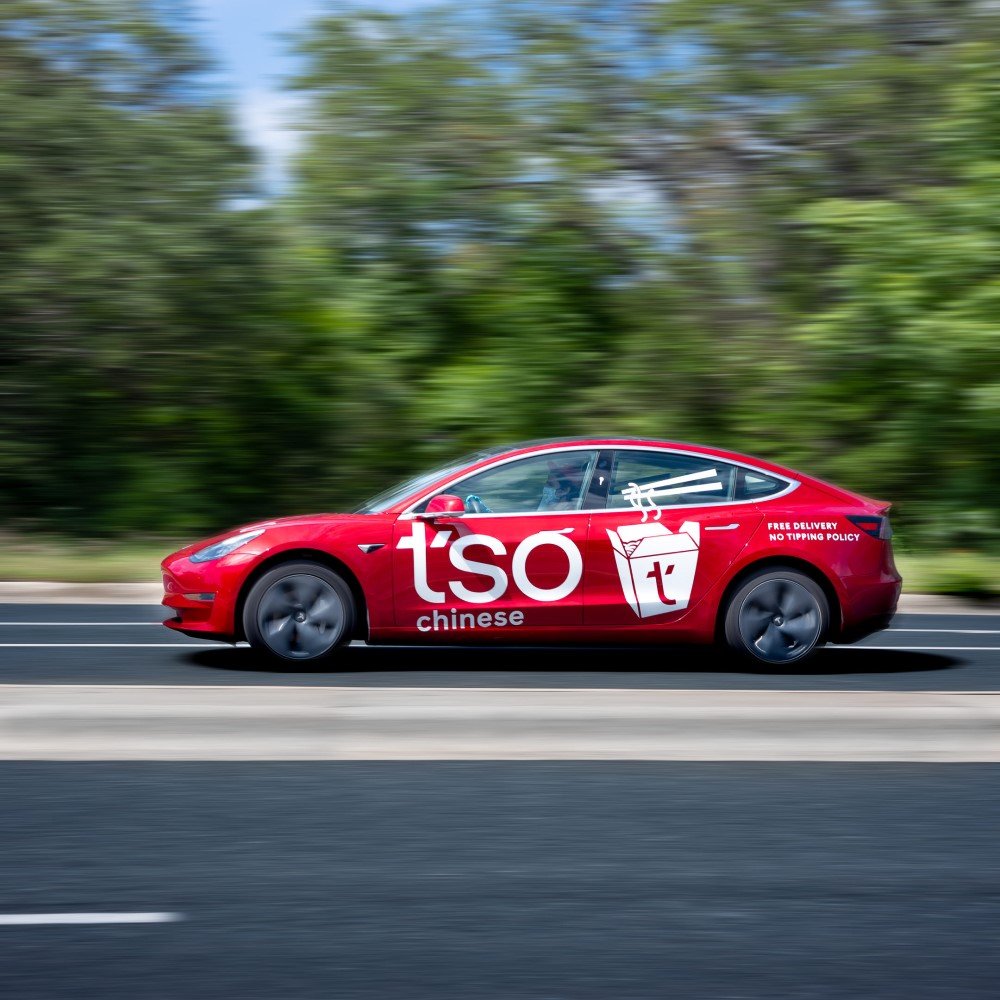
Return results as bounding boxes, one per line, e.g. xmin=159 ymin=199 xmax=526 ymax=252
xmin=723 ymin=568 xmax=828 ymax=666
xmin=242 ymin=561 xmax=355 ymax=665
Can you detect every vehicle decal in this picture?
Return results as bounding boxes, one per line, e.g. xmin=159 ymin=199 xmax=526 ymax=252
xmin=766 ymin=521 xmax=861 ymax=542
xmin=607 ymin=521 xmax=701 ymax=618
xmin=415 ymin=609 xmax=524 ymax=633
xmin=622 ymin=469 xmax=723 ymax=521
xmin=397 ymin=521 xmax=583 ymax=604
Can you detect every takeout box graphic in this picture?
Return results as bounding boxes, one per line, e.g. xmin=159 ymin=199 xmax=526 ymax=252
xmin=607 ymin=521 xmax=701 ymax=619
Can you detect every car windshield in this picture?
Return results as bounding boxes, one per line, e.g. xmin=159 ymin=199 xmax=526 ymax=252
xmin=355 ymin=450 xmax=499 ymax=514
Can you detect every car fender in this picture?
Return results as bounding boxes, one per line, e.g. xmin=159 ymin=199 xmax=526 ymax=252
xmin=224 ymin=517 xmax=396 ymax=637
xmin=707 ymin=515 xmax=852 ymax=633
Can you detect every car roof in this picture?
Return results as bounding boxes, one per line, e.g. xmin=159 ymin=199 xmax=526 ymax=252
xmin=474 ymin=435 xmax=707 ymax=456
xmin=483 ymin=436 xmax=753 ymax=462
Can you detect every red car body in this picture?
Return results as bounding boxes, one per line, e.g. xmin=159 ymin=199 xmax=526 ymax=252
xmin=162 ymin=438 xmax=901 ymax=657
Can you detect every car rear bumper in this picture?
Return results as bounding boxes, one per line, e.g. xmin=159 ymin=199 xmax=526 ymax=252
xmin=836 ymin=569 xmax=902 ymax=642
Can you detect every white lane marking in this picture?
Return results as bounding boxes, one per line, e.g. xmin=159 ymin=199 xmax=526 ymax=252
xmin=0 ymin=912 xmax=183 ymax=926
xmin=7 ymin=685 xmax=996 ymax=699
xmin=3 ymin=683 xmax=999 ymax=695
xmin=0 ymin=643 xmax=220 ymax=648
xmin=889 ymin=629 xmax=1000 ymax=635
xmin=0 ymin=642 xmax=996 ymax=652
xmin=3 ymin=623 xmax=999 ymax=635
xmin=836 ymin=646 xmax=1000 ymax=651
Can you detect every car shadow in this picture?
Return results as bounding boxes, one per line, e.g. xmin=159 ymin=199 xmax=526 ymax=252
xmin=183 ymin=643 xmax=961 ymax=677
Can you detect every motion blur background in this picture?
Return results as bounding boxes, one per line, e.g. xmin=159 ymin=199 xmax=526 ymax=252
xmin=1 ymin=0 xmax=998 ymax=590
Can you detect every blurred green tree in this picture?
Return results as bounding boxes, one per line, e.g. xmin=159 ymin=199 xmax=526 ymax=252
xmin=1 ymin=0 xmax=998 ymax=548
xmin=796 ymin=49 xmax=1000 ymax=544
xmin=286 ymin=1 xmax=1000 ymax=541
xmin=0 ymin=0 xmax=339 ymax=532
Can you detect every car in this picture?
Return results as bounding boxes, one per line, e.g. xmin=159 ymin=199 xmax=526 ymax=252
xmin=161 ymin=437 xmax=901 ymax=667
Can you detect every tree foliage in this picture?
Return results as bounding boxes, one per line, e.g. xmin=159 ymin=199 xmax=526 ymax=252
xmin=1 ymin=0 xmax=998 ymax=546
xmin=0 ymin=0 xmax=345 ymax=531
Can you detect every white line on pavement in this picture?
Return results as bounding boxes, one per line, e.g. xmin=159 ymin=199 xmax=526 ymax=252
xmin=2 ymin=683 xmax=997 ymax=694
xmin=0 ymin=912 xmax=183 ymax=926
xmin=1 ymin=623 xmax=994 ymax=633
xmin=890 ymin=629 xmax=1000 ymax=634
xmin=835 ymin=646 xmax=1000 ymax=651
xmin=0 ymin=642 xmax=998 ymax=651
xmin=0 ymin=643 xmax=219 ymax=648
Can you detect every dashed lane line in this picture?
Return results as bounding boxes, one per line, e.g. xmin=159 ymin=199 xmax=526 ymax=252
xmin=0 ymin=643 xmax=220 ymax=648
xmin=0 ymin=913 xmax=183 ymax=926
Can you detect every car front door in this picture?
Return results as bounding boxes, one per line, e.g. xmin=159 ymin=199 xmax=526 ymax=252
xmin=393 ymin=450 xmax=599 ymax=638
xmin=584 ymin=449 xmax=762 ymax=627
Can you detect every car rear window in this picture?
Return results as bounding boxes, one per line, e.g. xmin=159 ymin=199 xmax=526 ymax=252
xmin=733 ymin=468 xmax=787 ymax=500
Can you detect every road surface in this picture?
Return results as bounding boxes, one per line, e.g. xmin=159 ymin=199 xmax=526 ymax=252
xmin=1 ymin=604 xmax=999 ymax=689
xmin=0 ymin=606 xmax=998 ymax=998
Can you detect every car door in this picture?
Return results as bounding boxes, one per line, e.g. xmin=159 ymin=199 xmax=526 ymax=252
xmin=393 ymin=450 xmax=599 ymax=636
xmin=584 ymin=448 xmax=762 ymax=627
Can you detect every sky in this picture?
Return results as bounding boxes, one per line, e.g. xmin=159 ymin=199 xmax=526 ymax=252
xmin=193 ymin=0 xmax=430 ymax=189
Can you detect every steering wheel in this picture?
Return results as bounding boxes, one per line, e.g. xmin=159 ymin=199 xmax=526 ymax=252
xmin=465 ymin=494 xmax=492 ymax=514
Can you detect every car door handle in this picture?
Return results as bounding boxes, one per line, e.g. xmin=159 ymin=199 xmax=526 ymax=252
xmin=705 ymin=523 xmax=741 ymax=531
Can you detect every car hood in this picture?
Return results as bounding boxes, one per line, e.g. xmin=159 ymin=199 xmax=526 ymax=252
xmin=235 ymin=512 xmax=359 ymax=532
xmin=165 ymin=513 xmax=364 ymax=563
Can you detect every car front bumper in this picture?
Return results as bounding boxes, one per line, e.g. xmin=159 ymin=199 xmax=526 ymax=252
xmin=161 ymin=560 xmax=241 ymax=641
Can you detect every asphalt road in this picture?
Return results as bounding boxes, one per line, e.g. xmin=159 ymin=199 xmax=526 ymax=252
xmin=1 ymin=763 xmax=998 ymax=1000
xmin=1 ymin=606 xmax=998 ymax=997
xmin=0 ymin=604 xmax=998 ymax=689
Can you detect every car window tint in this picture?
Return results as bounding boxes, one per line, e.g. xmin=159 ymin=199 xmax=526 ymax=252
xmin=449 ymin=451 xmax=599 ymax=514
xmin=607 ymin=451 xmax=735 ymax=511
xmin=734 ymin=468 xmax=788 ymax=501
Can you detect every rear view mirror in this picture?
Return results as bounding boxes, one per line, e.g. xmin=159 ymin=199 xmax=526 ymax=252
xmin=422 ymin=494 xmax=465 ymax=516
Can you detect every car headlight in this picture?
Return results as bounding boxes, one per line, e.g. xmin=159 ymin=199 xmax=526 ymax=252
xmin=189 ymin=529 xmax=265 ymax=564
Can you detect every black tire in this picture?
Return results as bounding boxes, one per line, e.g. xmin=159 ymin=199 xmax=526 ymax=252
xmin=242 ymin=561 xmax=355 ymax=665
xmin=723 ymin=567 xmax=829 ymax=666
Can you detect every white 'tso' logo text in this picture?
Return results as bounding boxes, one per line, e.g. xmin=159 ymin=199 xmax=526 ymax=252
xmin=397 ymin=521 xmax=582 ymax=604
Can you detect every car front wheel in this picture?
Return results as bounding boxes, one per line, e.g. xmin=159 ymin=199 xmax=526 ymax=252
xmin=242 ymin=561 xmax=355 ymax=665
xmin=723 ymin=568 xmax=828 ymax=666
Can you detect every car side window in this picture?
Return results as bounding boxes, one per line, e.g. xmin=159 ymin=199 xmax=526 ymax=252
xmin=446 ymin=451 xmax=599 ymax=514
xmin=606 ymin=451 xmax=736 ymax=511
xmin=733 ymin=468 xmax=788 ymax=501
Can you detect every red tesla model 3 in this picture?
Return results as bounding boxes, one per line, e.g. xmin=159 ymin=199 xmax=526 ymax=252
xmin=162 ymin=438 xmax=901 ymax=667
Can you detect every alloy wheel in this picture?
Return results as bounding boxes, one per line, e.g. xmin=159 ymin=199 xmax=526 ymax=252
xmin=737 ymin=578 xmax=823 ymax=663
xmin=256 ymin=573 xmax=347 ymax=659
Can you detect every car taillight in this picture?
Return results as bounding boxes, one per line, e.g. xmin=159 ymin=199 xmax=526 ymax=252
xmin=848 ymin=514 xmax=892 ymax=540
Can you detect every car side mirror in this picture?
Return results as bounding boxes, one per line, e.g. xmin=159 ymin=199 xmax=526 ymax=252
xmin=421 ymin=494 xmax=465 ymax=518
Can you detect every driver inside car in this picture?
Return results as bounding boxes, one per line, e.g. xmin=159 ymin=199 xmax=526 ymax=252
xmin=538 ymin=458 xmax=589 ymax=511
